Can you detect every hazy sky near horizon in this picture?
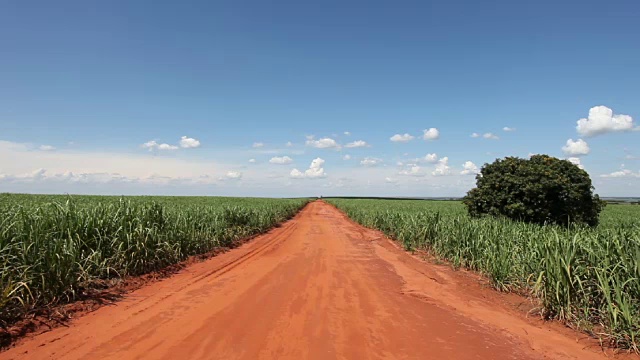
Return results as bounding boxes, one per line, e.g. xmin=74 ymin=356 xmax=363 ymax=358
xmin=1 ymin=1 xmax=639 ymax=197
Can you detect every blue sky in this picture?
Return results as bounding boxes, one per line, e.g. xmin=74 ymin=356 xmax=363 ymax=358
xmin=1 ymin=0 xmax=639 ymax=197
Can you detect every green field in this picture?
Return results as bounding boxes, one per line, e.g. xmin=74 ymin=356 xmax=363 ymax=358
xmin=326 ymin=198 xmax=640 ymax=350
xmin=0 ymin=194 xmax=309 ymax=326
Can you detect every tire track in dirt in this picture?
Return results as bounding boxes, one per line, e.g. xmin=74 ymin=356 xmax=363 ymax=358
xmin=1 ymin=201 xmax=632 ymax=360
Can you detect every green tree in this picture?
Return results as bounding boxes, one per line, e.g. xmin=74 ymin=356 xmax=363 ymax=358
xmin=463 ymin=155 xmax=604 ymax=226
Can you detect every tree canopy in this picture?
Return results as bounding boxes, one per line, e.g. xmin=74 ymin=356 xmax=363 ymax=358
xmin=463 ymin=155 xmax=604 ymax=227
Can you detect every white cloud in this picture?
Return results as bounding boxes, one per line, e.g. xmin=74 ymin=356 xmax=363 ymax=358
xmin=566 ymin=157 xmax=584 ymax=170
xmin=503 ymin=127 xmax=516 ymax=132
xmin=305 ymin=158 xmax=327 ymax=178
xmin=141 ymin=136 xmax=200 ymax=151
xmin=179 ymin=136 xmax=201 ymax=149
xmin=158 ymin=143 xmax=179 ymax=150
xmin=1 ymin=140 xmax=527 ymax=197
xmin=471 ymin=132 xmax=499 ymax=140
xmin=360 ymin=157 xmax=383 ymax=167
xmin=0 ymin=167 xmax=225 ymax=191
xmin=290 ymin=157 xmax=327 ymax=179
xmin=460 ymin=161 xmax=479 ymax=175
xmin=576 ymin=105 xmax=636 ymax=137
xmin=290 ymin=169 xmax=305 ymax=179
xmin=399 ymin=166 xmax=425 ymax=177
xmin=385 ymin=177 xmax=398 ymax=184
xmin=0 ymin=168 xmax=143 ymax=185
xmin=423 ymin=153 xmax=438 ymax=163
xmin=144 ymin=141 xmax=175 ymax=151
xmin=343 ymin=154 xmax=351 ymax=160
xmin=249 ymin=158 xmax=256 ymax=163
xmin=432 ymin=157 xmax=451 ymax=176
xmin=141 ymin=140 xmax=158 ymax=150
xmin=423 ymin=128 xmax=440 ymax=140
xmin=252 ymin=142 xmax=264 ymax=148
xmin=225 ymin=171 xmax=242 ymax=180
xmin=286 ymin=141 xmax=293 ymax=147
xmin=39 ymin=145 xmax=56 ymax=151
xmin=600 ymin=169 xmax=640 ymax=178
xmin=1 ymin=140 xmax=224 ymax=184
xmin=562 ymin=139 xmax=590 ymax=156
xmin=390 ymin=133 xmax=415 ymax=143
xmin=344 ymin=131 xmax=351 ymax=136
xmin=141 ymin=140 xmax=179 ymax=151
xmin=269 ymin=156 xmax=293 ymax=165
xmin=306 ymin=137 xmax=340 ymax=149
xmin=344 ymin=140 xmax=369 ymax=148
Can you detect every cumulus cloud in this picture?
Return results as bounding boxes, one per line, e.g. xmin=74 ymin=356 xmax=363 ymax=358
xmin=345 ymin=140 xmax=369 ymax=148
xmin=390 ymin=133 xmax=415 ymax=143
xmin=399 ymin=166 xmax=425 ymax=177
xmin=289 ymin=169 xmax=305 ymax=179
xmin=423 ymin=128 xmax=440 ymax=140
xmin=158 ymin=143 xmax=179 ymax=150
xmin=306 ymin=137 xmax=340 ymax=149
xmin=1 ymin=168 xmax=134 ymax=185
xmin=344 ymin=131 xmax=351 ymax=136
xmin=471 ymin=132 xmax=499 ymax=140
xmin=423 ymin=153 xmax=438 ymax=163
xmin=360 ymin=157 xmax=383 ymax=167
xmin=600 ymin=169 xmax=640 ymax=178
xmin=252 ymin=142 xmax=264 ymax=148
xmin=224 ymin=171 xmax=242 ymax=180
xmin=290 ymin=158 xmax=327 ymax=179
xmin=1 ymin=140 xmax=228 ymax=185
xmin=141 ymin=140 xmax=179 ymax=151
xmin=565 ymin=157 xmax=584 ymax=170
xmin=269 ymin=156 xmax=293 ymax=165
xmin=0 ymin=167 xmax=225 ymax=189
xmin=460 ymin=161 xmax=479 ymax=175
xmin=249 ymin=158 xmax=257 ymax=163
xmin=179 ymin=136 xmax=201 ymax=148
xmin=141 ymin=140 xmax=157 ymax=150
xmin=562 ymin=139 xmax=590 ymax=156
xmin=576 ymin=106 xmax=636 ymax=137
xmin=343 ymin=154 xmax=351 ymax=160
xmin=503 ymin=127 xmax=516 ymax=132
xmin=39 ymin=145 xmax=56 ymax=151
xmin=142 ymin=137 xmax=200 ymax=151
xmin=432 ymin=157 xmax=451 ymax=176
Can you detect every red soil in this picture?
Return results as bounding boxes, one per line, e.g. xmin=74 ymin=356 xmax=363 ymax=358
xmin=1 ymin=201 xmax=635 ymax=359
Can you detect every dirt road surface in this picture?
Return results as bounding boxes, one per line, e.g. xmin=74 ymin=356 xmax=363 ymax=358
xmin=2 ymin=201 xmax=620 ymax=360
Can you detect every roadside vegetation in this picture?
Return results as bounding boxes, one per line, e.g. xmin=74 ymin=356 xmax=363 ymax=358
xmin=0 ymin=194 xmax=308 ymax=329
xmin=328 ymin=192 xmax=639 ymax=351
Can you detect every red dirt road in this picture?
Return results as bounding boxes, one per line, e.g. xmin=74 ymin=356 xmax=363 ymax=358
xmin=1 ymin=201 xmax=620 ymax=359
